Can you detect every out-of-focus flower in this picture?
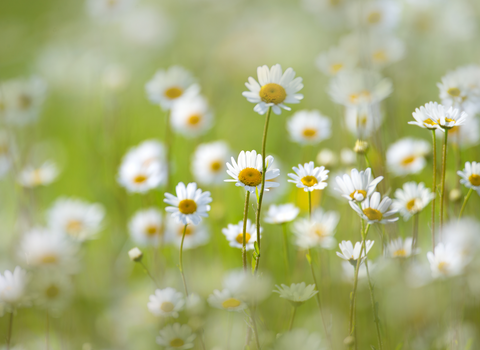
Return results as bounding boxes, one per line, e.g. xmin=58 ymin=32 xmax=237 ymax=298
xmin=185 ymin=293 xmax=205 ymax=316
xmin=164 ymin=182 xmax=212 ymax=225
xmin=165 ymin=216 xmax=209 ymax=250
xmin=47 ymin=197 xmax=105 ymax=241
xmin=222 ymin=269 xmax=272 ymax=304
xmin=128 ymin=247 xmax=143 ymax=262
xmin=340 ymin=148 xmax=356 ymax=165
xmin=208 ymin=289 xmax=247 ymax=312
xmin=33 ymin=270 xmax=73 ymax=314
xmin=292 ymin=209 xmax=339 ymax=249
xmin=449 ymin=116 xmax=480 ymax=148
xmin=393 ymin=182 xmax=434 ymax=220
xmin=335 ymin=168 xmax=383 ymax=202
xmin=301 ymin=0 xmax=347 ymax=30
xmin=316 ymin=149 xmax=337 ymax=168
xmin=288 ymin=161 xmax=329 ymax=192
xmin=336 ymin=240 xmax=375 ymax=265
xmin=273 ymin=328 xmax=323 ymax=350
xmin=350 ymin=192 xmax=398 ymax=224
xmin=242 ymin=64 xmax=303 ymax=115
xmin=18 ymin=161 xmax=59 ymax=188
xmin=438 ymin=65 xmax=480 ymax=115
xmin=458 ymin=162 xmax=480 ymax=194
xmin=443 ymin=218 xmax=480 ymax=264
xmin=286 ymin=110 xmax=331 ymax=145
xmin=128 ymin=208 xmax=163 ymax=247
xmin=410 ymin=102 xmax=442 ymax=130
xmin=264 ymin=204 xmax=299 ymax=224
xmin=341 ymin=260 xmax=369 ymax=282
xmin=387 ymin=237 xmax=417 ymax=258
xmin=427 ymin=243 xmax=465 ymax=278
xmin=148 ymin=287 xmax=185 ymax=318
xmin=273 ymin=282 xmax=318 ymax=307
xmin=365 ymin=33 xmax=406 ymax=69
xmin=156 ymin=323 xmax=196 ymax=350
xmin=191 ymin=141 xmax=230 ymax=186
xmin=0 ymin=267 xmax=29 ymax=311
xmin=222 ymin=219 xmax=260 ymax=251
xmin=347 ymin=0 xmax=401 ymax=31
xmin=386 ymin=138 xmax=430 ymax=176
xmin=102 ymin=63 xmax=130 ymax=92
xmin=86 ymin=0 xmax=136 ymax=20
xmin=344 ymin=103 xmax=384 ymax=139
xmin=225 ymin=150 xmax=280 ymax=193
xmin=170 ymin=94 xmax=213 ymax=138
xmin=315 ymin=46 xmax=357 ymax=76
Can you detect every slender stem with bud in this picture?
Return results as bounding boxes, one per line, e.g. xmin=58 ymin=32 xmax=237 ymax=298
xmin=242 ymin=191 xmax=251 ymax=271
xmin=140 ymin=261 xmax=160 ymax=288
xmin=179 ymin=224 xmax=189 ymax=295
xmin=458 ymin=188 xmax=473 ymax=220
xmin=431 ymin=130 xmax=437 ymax=253
xmin=440 ymin=130 xmax=449 ymax=231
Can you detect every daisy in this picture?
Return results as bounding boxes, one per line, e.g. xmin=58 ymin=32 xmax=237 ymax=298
xmin=316 ymin=149 xmax=337 ymax=168
xmin=264 ymin=203 xmax=300 ymax=224
xmin=427 ymin=243 xmax=465 ymax=278
xmin=145 ymin=66 xmax=199 ymax=110
xmin=222 ymin=269 xmax=272 ymax=304
xmin=273 ymin=329 xmax=323 ymax=350
xmin=165 ymin=216 xmax=209 ymax=250
xmin=273 ymin=282 xmax=318 ymax=307
xmin=122 ymin=139 xmax=166 ymax=167
xmin=443 ymin=218 xmax=480 ymax=263
xmin=315 ymin=45 xmax=357 ymax=76
xmin=191 ymin=141 xmax=230 ymax=186
xmin=449 ymin=116 xmax=480 ymax=148
xmin=170 ymin=94 xmax=213 ymax=138
xmin=242 ymin=64 xmax=303 ymax=115
xmin=117 ymin=158 xmax=163 ymax=193
xmin=18 ymin=161 xmax=59 ymax=188
xmin=387 ymin=237 xmax=417 ymax=258
xmin=128 ymin=247 xmax=143 ymax=262
xmin=336 ymin=240 xmax=375 ymax=265
xmin=409 ymin=102 xmax=442 ymax=130
xmin=225 ymin=150 xmax=280 ymax=193
xmin=350 ymin=192 xmax=398 ymax=224
xmin=392 ymin=182 xmax=435 ymax=220
xmin=86 ymin=0 xmax=136 ymax=20
xmin=348 ymin=0 xmax=401 ymax=31
xmin=156 ymin=323 xmax=196 ymax=350
xmin=288 ymin=161 xmax=329 ymax=192
xmin=335 ymin=168 xmax=383 ymax=202
xmin=222 ymin=219 xmax=261 ymax=251
xmin=438 ymin=65 xmax=480 ymax=113
xmin=386 ymin=138 xmax=431 ymax=176
xmin=420 ymin=102 xmax=469 ymax=130
xmin=207 ymin=289 xmax=247 ymax=312
xmin=148 ymin=287 xmax=185 ymax=318
xmin=292 ymin=209 xmax=339 ymax=249
xmin=33 ymin=270 xmax=73 ymax=313
xmin=344 ymin=103 xmax=384 ymax=139
xmin=164 ymin=182 xmax=212 ymax=225
xmin=458 ymin=161 xmax=480 ymax=193
xmin=47 ymin=197 xmax=105 ymax=241
xmin=286 ymin=110 xmax=331 ymax=145
xmin=366 ymin=33 xmax=406 ymax=69
xmin=128 ymin=208 xmax=163 ymax=247
xmin=0 ymin=267 xmax=29 ymax=311
xmin=18 ymin=228 xmax=79 ymax=274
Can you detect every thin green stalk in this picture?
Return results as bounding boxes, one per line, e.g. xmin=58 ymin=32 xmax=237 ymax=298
xmin=412 ymin=213 xmax=419 ymax=252
xmin=288 ymin=307 xmax=296 ymax=331
xmin=6 ymin=311 xmax=13 ymax=350
xmin=254 ymin=106 xmax=272 ymax=274
xmin=282 ymin=223 xmax=291 ymax=283
xmin=179 ymin=224 xmax=189 ymax=295
xmin=440 ymin=130 xmax=449 ymax=231
xmin=140 ymin=261 xmax=160 ymax=288
xmin=431 ymin=130 xmax=437 ymax=253
xmin=164 ymin=109 xmax=173 ymax=190
xmin=46 ymin=310 xmax=50 ymax=350
xmin=458 ymin=188 xmax=473 ymax=220
xmin=242 ymin=191 xmax=251 ymax=271
xmin=250 ymin=307 xmax=261 ymax=350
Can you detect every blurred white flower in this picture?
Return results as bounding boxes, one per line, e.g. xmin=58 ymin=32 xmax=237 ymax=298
xmin=365 ymin=33 xmax=406 ymax=69
xmin=347 ymin=0 xmax=401 ymax=31
xmin=442 ymin=218 xmax=480 ymax=264
xmin=221 ymin=269 xmax=272 ymax=304
xmin=273 ymin=328 xmax=323 ymax=350
xmin=264 ymin=203 xmax=299 ymax=224
xmin=86 ymin=0 xmax=136 ymax=20
xmin=0 ymin=131 xmax=14 ymax=178
xmin=350 ymin=192 xmax=398 ymax=224
xmin=273 ymin=282 xmax=317 ymax=306
xmin=315 ymin=45 xmax=357 ymax=76
xmin=164 ymin=182 xmax=212 ymax=225
xmin=242 ymin=64 xmax=303 ymax=115
xmin=458 ymin=161 xmax=480 ymax=194
xmin=128 ymin=208 xmax=163 ymax=247
xmin=286 ymin=110 xmax=331 ymax=145
xmin=344 ymin=103 xmax=384 ymax=139
xmin=148 ymin=287 xmax=185 ymax=318
xmin=170 ymin=94 xmax=213 ymax=138
xmin=340 ymin=148 xmax=356 ymax=165
xmin=288 ymin=161 xmax=329 ymax=192
xmin=222 ymin=219 xmax=260 ymax=251
xmin=128 ymin=247 xmax=143 ymax=262
xmin=386 ymin=138 xmax=430 ymax=176
xmin=0 ymin=267 xmax=29 ymax=311
xmin=427 ymin=243 xmax=465 ymax=279
xmin=156 ymin=323 xmax=196 ymax=349
xmin=438 ymin=65 xmax=480 ymax=115
xmin=33 ymin=270 xmax=73 ymax=314
xmin=316 ymin=149 xmax=337 ymax=168
xmin=393 ymin=182 xmax=434 ymax=220
xmin=102 ymin=63 xmax=130 ymax=92
xmin=165 ymin=216 xmax=209 ymax=250
xmin=191 ymin=141 xmax=230 ymax=186
xmin=449 ymin=116 xmax=480 ymax=148
xmin=292 ymin=209 xmax=339 ymax=249
xmin=208 ymin=289 xmax=247 ymax=312
xmin=336 ymin=240 xmax=375 ymax=265
xmin=387 ymin=237 xmax=417 ymax=258
xmin=18 ymin=161 xmax=59 ymax=188
xmin=335 ymin=168 xmax=383 ymax=202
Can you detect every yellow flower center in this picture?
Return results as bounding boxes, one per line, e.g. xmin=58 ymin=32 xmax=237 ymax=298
xmin=363 ymin=208 xmax=383 ymax=221
xmin=33 ymin=169 xmax=43 ymax=185
xmin=302 ymin=128 xmax=317 ymax=138
xmin=447 ymin=87 xmax=461 ymax=97
xmin=372 ymin=50 xmax=387 ymax=63
xmin=210 ymin=160 xmax=222 ymax=172
xmin=350 ymin=190 xmax=367 ymax=200
xmin=367 ymin=11 xmax=382 ymax=24
xmin=406 ymin=198 xmax=420 ymax=212
xmin=145 ymin=225 xmax=159 ymax=236
xmin=238 ymin=167 xmax=262 ymax=187
xmin=235 ymin=232 xmax=251 ymax=244
xmin=18 ymin=94 xmax=32 ymax=110
xmin=331 ymin=63 xmax=344 ymax=73
xmin=45 ymin=285 xmax=60 ymax=299
xmin=438 ymin=261 xmax=449 ymax=274
xmin=423 ymin=118 xmax=437 ymax=127
xmin=401 ymin=156 xmax=416 ymax=166
xmin=301 ymin=176 xmax=318 ymax=187
xmin=66 ymin=220 xmax=83 ymax=235
xmin=160 ymin=301 xmax=175 ymax=313
xmin=259 ymin=83 xmax=287 ymax=104
xmin=313 ymin=225 xmax=325 ymax=238
xmin=188 ymin=114 xmax=201 ymax=126
xmin=393 ymin=249 xmax=407 ymax=258
xmin=178 ymin=199 xmax=197 ymax=215
xmin=469 ymin=174 xmax=480 ymax=186
xmin=169 ymin=338 xmax=185 ymax=347
xmin=349 ymin=90 xmax=371 ymax=104
xmin=164 ymin=86 xmax=183 ymax=100
xmin=133 ymin=174 xmax=147 ymax=184
xmin=41 ymin=254 xmax=58 ymax=264
xmin=222 ymin=298 xmax=242 ymax=309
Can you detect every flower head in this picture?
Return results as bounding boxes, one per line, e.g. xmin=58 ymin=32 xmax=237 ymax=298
xmin=18 ymin=161 xmax=59 ymax=188
xmin=156 ymin=323 xmax=196 ymax=350
xmin=273 ymin=282 xmax=318 ymax=307
xmin=222 ymin=219 xmax=261 ymax=251
xmin=0 ymin=267 xmax=29 ymax=310
xmin=387 ymin=237 xmax=418 ymax=258
xmin=336 ymin=240 xmax=375 ymax=266
xmin=292 ymin=209 xmax=339 ymax=249
xmin=335 ymin=168 xmax=383 ymax=202
xmin=288 ymin=161 xmax=329 ymax=192
xmin=170 ymin=94 xmax=213 ymax=138
xmin=350 ymin=192 xmax=398 ymax=224
xmin=409 ymin=102 xmax=442 ymax=130
xmin=164 ymin=182 xmax=212 ymax=225
xmin=148 ymin=288 xmax=185 ymax=318
xmin=208 ymin=289 xmax=247 ymax=312
xmin=386 ymin=138 xmax=430 ymax=176
xmin=264 ymin=203 xmax=300 ymax=224
xmin=128 ymin=208 xmax=163 ymax=247
xmin=427 ymin=243 xmax=466 ymax=279
xmin=287 ymin=110 xmax=331 ymax=145
xmin=458 ymin=161 xmax=480 ymax=193
xmin=191 ymin=141 xmax=230 ymax=186
xmin=165 ymin=216 xmax=209 ymax=250
xmin=392 ymin=182 xmax=435 ymax=220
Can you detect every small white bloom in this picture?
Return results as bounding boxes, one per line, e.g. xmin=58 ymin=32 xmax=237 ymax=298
xmin=242 ymin=64 xmax=303 ymax=115
xmin=316 ymin=45 xmax=357 ymax=76
xmin=292 ymin=209 xmax=339 ymax=249
xmin=18 ymin=161 xmax=59 ymax=188
xmin=86 ymin=0 xmax=136 ymax=20
xmin=288 ymin=161 xmax=329 ymax=192
xmin=417 ymin=102 xmax=469 ymax=130
xmin=164 ymin=182 xmax=212 ymax=225
xmin=409 ymin=102 xmax=442 ymax=130
xmin=128 ymin=208 xmax=163 ymax=247
xmin=191 ymin=141 xmax=230 ymax=186
xmin=386 ymin=138 xmax=431 ymax=176
xmin=128 ymin=247 xmax=143 ymax=262
xmin=287 ymin=110 xmax=331 ymax=145
xmin=438 ymin=65 xmax=480 ymax=115
xmin=316 ymin=149 xmax=337 ymax=168
xmin=340 ymin=148 xmax=356 ymax=165
xmin=170 ymin=94 xmax=213 ymax=138
xmin=273 ymin=282 xmax=318 ymax=306
xmin=344 ymin=103 xmax=384 ymax=139
xmin=148 ymin=287 xmax=185 ymax=318
xmin=0 ymin=267 xmax=29 ymax=310
xmin=208 ymin=289 xmax=247 ymax=312
xmin=449 ymin=116 xmax=480 ymax=148
xmin=335 ymin=168 xmax=383 ymax=202
xmin=366 ymin=33 xmax=406 ymax=69
xmin=392 ymin=182 xmax=435 ymax=220
xmin=264 ymin=204 xmax=300 ymax=224
xmin=32 ymin=270 xmax=73 ymax=314
xmin=156 ymin=323 xmax=196 ymax=350
xmin=336 ymin=240 xmax=375 ymax=265
xmin=350 ymin=192 xmax=398 ymax=224
xmin=458 ymin=161 xmax=480 ymax=194
xmin=387 ymin=237 xmax=418 ymax=258
xmin=222 ymin=269 xmax=272 ymax=304
xmin=443 ymin=218 xmax=480 ymax=264
xmin=222 ymin=219 xmax=261 ymax=251
xmin=348 ymin=0 xmax=401 ymax=31
xmin=165 ymin=216 xmax=209 ymax=250
xmin=427 ymin=243 xmax=466 ymax=278
xmin=273 ymin=329 xmax=323 ymax=350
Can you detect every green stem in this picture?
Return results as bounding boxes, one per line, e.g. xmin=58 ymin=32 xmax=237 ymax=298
xmin=431 ymin=130 xmax=437 ymax=253
xmin=458 ymin=188 xmax=473 ymax=220
xmin=179 ymin=224 xmax=189 ymax=295
xmin=412 ymin=213 xmax=419 ymax=252
xmin=242 ymin=191 xmax=251 ymax=271
xmin=140 ymin=261 xmax=160 ymax=288
xmin=288 ymin=307 xmax=296 ymax=331
xmin=164 ymin=109 xmax=173 ymax=191
xmin=250 ymin=307 xmax=261 ymax=349
xmin=6 ymin=312 xmax=13 ymax=350
xmin=46 ymin=310 xmax=50 ymax=350
xmin=363 ymin=250 xmax=383 ymax=350
xmin=254 ymin=106 xmax=272 ymax=274
xmin=282 ymin=223 xmax=291 ymax=283
xmin=308 ymin=191 xmax=312 ymax=220
xmin=440 ymin=130 xmax=448 ymax=232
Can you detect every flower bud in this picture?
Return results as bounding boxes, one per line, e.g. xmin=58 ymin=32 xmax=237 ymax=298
xmin=354 ymin=140 xmax=369 ymax=154
xmin=128 ymin=247 xmax=143 ymax=262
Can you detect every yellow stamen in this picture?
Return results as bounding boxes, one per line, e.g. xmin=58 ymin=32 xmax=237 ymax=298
xmin=401 ymin=156 xmax=416 ymax=166
xmin=350 ymin=190 xmax=367 ymax=200
xmin=302 ymin=128 xmax=317 ymax=138
xmin=469 ymin=174 xmax=480 ymax=186
xmin=235 ymin=232 xmax=251 ymax=244
xmin=222 ymin=298 xmax=241 ymax=309
xmin=178 ymin=199 xmax=197 ymax=215
xmin=187 ymin=114 xmax=201 ymax=125
xmin=169 ymin=338 xmax=185 ymax=347
xmin=406 ymin=198 xmax=420 ymax=212
xmin=66 ymin=220 xmax=83 ymax=235
xmin=238 ymin=167 xmax=262 ymax=187
xmin=45 ymin=285 xmax=60 ymax=299
xmin=259 ymin=83 xmax=286 ymax=104
xmin=41 ymin=254 xmax=58 ymax=264
xmin=210 ymin=160 xmax=222 ymax=172
xmin=133 ymin=175 xmax=147 ymax=184
xmin=18 ymin=94 xmax=32 ymax=110
xmin=367 ymin=11 xmax=382 ymax=24
xmin=372 ymin=50 xmax=387 ymax=63
xmin=423 ymin=118 xmax=437 ymax=127
xmin=160 ymin=301 xmax=175 ymax=313
xmin=178 ymin=226 xmax=193 ymax=236
xmin=145 ymin=225 xmax=159 ymax=236
xmin=301 ymin=176 xmax=318 ymax=187
xmin=164 ymin=87 xmax=183 ymax=99
xmin=393 ymin=249 xmax=407 ymax=258
xmin=331 ymin=63 xmax=344 ymax=73
xmin=363 ymin=208 xmax=383 ymax=221
xmin=438 ymin=261 xmax=449 ymax=274
xmin=447 ymin=87 xmax=461 ymax=97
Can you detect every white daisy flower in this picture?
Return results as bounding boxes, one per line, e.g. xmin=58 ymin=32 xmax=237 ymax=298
xmin=222 ymin=219 xmax=261 ymax=251
xmin=341 ymin=148 xmax=356 ymax=165
xmin=409 ymin=102 xmax=442 ymax=130
xmin=145 ymin=66 xmax=199 ymax=111
xmin=33 ymin=270 xmax=73 ymax=314
xmin=438 ymin=65 xmax=480 ymax=114
xmin=449 ymin=116 xmax=480 ymax=148
xmin=292 ymin=209 xmax=339 ymax=249
xmin=117 ymin=158 xmax=163 ymax=193
xmin=366 ymin=33 xmax=406 ymax=69
xmin=348 ymin=0 xmax=401 ymax=31
xmin=148 ymin=287 xmax=185 ymax=318
xmin=225 ymin=150 xmax=280 ymax=193
xmin=335 ymin=168 xmax=383 ymax=202
xmin=18 ymin=228 xmax=79 ymax=274
xmin=273 ymin=329 xmax=323 ymax=350
xmin=443 ymin=218 xmax=480 ymax=263
xmin=207 ymin=289 xmax=247 ymax=312
xmin=222 ymin=269 xmax=272 ymax=304
xmin=427 ymin=243 xmax=466 ymax=279
xmin=315 ymin=45 xmax=357 ymax=76
xmin=156 ymin=323 xmax=196 ymax=350
xmin=286 ymin=110 xmax=331 ymax=145
xmin=191 ymin=141 xmax=230 ymax=186
xmin=47 ymin=197 xmax=105 ymax=241
xmin=164 ymin=182 xmax=212 ymax=225
xmin=0 ymin=76 xmax=47 ymax=126
xmin=86 ymin=0 xmax=136 ymax=20
xmin=387 ymin=237 xmax=418 ymax=258
xmin=273 ymin=282 xmax=318 ymax=306
xmin=344 ymin=103 xmax=384 ymax=139
xmin=288 ymin=161 xmax=329 ymax=192
xmin=165 ymin=216 xmax=209 ymax=250
xmin=242 ymin=64 xmax=303 ymax=115
xmin=336 ymin=240 xmax=375 ymax=265
xmin=264 ymin=203 xmax=300 ymax=224
xmin=128 ymin=208 xmax=163 ymax=247
xmin=386 ymin=138 xmax=431 ymax=176
xmin=350 ymin=192 xmax=398 ymax=224
xmin=170 ymin=94 xmax=213 ymax=138
xmin=392 ymin=182 xmax=435 ymax=220
xmin=0 ymin=267 xmax=29 ymax=311
xmin=122 ymin=139 xmax=166 ymax=167
xmin=419 ymin=102 xmax=469 ymax=130
xmin=458 ymin=161 xmax=480 ymax=193
xmin=316 ymin=149 xmax=337 ymax=168
xmin=18 ymin=161 xmax=59 ymax=188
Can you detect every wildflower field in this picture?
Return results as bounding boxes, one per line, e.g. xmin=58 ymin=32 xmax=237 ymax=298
xmin=1 ymin=0 xmax=480 ymax=349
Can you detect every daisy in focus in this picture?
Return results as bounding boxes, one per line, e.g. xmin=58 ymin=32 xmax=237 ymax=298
xmin=387 ymin=237 xmax=417 ymax=258
xmin=18 ymin=161 xmax=59 ymax=188
xmin=164 ymin=182 xmax=212 ymax=225
xmin=128 ymin=208 xmax=163 ymax=247
xmin=337 ymin=240 xmax=375 ymax=266
xmin=392 ymin=182 xmax=435 ymax=220
xmin=191 ymin=141 xmax=230 ymax=186
xmin=350 ymin=192 xmax=398 ymax=224
xmin=418 ymin=102 xmax=469 ymax=130
xmin=409 ymin=102 xmax=442 ymax=130
xmin=286 ymin=110 xmax=331 ymax=145
xmin=273 ymin=282 xmax=318 ymax=307
xmin=225 ymin=150 xmax=280 ymax=193
xmin=242 ymin=64 xmax=303 ymax=115
xmin=165 ymin=216 xmax=210 ymax=250
xmin=386 ymin=138 xmax=431 ymax=176
xmin=222 ymin=219 xmax=261 ymax=251
xmin=458 ymin=161 xmax=480 ymax=193
xmin=335 ymin=168 xmax=383 ymax=202
xmin=148 ymin=287 xmax=185 ymax=318
xmin=288 ymin=161 xmax=329 ymax=192
xmin=292 ymin=208 xmax=339 ymax=249
xmin=264 ymin=203 xmax=300 ymax=224
xmin=156 ymin=323 xmax=196 ymax=350
xmin=170 ymin=94 xmax=214 ymax=138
